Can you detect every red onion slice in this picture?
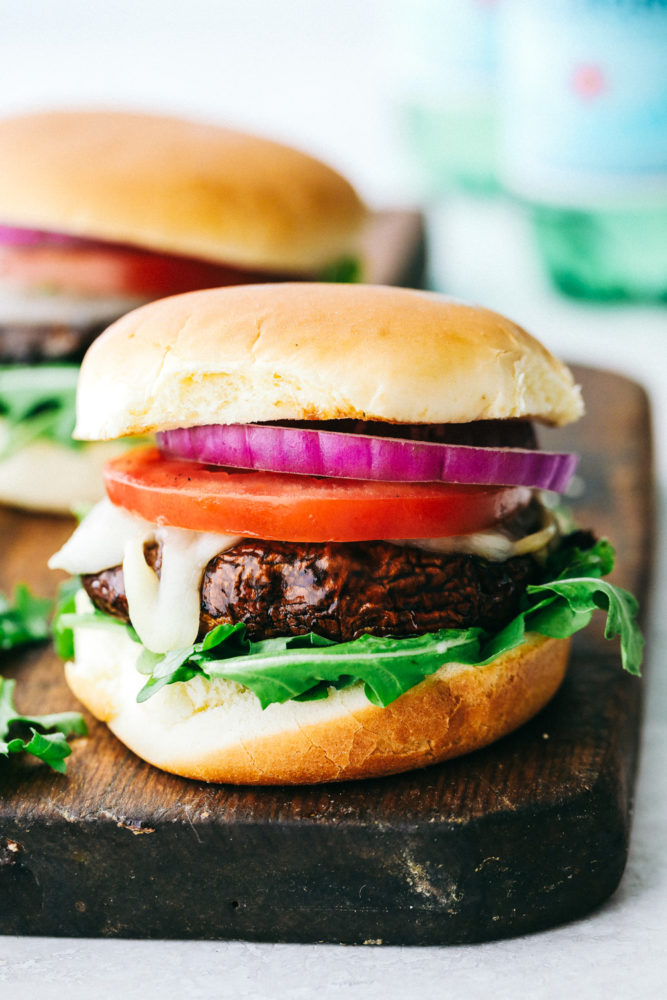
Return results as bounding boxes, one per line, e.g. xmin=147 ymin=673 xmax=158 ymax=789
xmin=0 ymin=225 xmax=91 ymax=247
xmin=157 ymin=424 xmax=577 ymax=492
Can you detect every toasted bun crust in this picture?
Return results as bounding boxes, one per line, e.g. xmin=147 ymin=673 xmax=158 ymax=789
xmin=0 ymin=111 xmax=365 ymax=272
xmin=66 ymin=613 xmax=569 ymax=784
xmin=75 ymin=283 xmax=583 ymax=440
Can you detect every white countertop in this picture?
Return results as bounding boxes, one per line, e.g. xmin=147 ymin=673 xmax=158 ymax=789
xmin=1 ymin=3 xmax=666 ymax=996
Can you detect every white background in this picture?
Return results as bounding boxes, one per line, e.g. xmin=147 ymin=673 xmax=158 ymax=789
xmin=1 ymin=3 xmax=666 ymax=997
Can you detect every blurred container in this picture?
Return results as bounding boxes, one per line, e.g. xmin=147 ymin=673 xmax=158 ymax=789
xmin=388 ymin=0 xmax=501 ymax=195
xmin=499 ymin=0 xmax=667 ymax=302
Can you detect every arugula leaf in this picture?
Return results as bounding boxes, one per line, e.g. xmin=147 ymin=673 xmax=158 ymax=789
xmin=51 ymin=577 xmax=80 ymax=659
xmin=527 ymin=576 xmax=643 ymax=675
xmin=0 ymin=675 xmax=87 ymax=773
xmin=52 ymin=577 xmax=140 ymax=659
xmin=206 ymin=628 xmax=484 ymax=708
xmin=133 ymin=624 xmax=485 ymax=708
xmin=54 ymin=536 xmax=644 ymax=711
xmin=0 ymin=585 xmax=53 ymax=651
xmin=0 ymin=365 xmax=80 ymax=458
xmin=319 ymin=256 xmax=362 ymax=283
xmin=544 ymin=534 xmax=614 ymax=580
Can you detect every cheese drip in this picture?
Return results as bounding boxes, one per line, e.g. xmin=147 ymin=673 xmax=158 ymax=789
xmin=391 ymin=521 xmax=556 ymax=561
xmin=50 ymin=498 xmax=241 ymax=653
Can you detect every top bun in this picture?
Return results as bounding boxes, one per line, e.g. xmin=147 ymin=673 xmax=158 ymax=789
xmin=0 ymin=110 xmax=366 ymax=273
xmin=75 ymin=283 xmax=583 ymax=440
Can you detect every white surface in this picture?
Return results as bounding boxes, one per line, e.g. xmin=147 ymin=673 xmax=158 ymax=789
xmin=1 ymin=2 xmax=666 ymax=997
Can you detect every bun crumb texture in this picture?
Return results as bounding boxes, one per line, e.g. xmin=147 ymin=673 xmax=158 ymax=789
xmin=75 ymin=283 xmax=584 ymax=441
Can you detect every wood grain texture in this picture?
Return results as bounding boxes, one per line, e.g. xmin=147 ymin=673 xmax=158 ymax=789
xmin=0 ymin=366 xmax=652 ymax=943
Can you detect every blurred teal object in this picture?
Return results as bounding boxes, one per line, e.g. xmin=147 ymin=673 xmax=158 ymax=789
xmin=388 ymin=0 xmax=502 ymax=195
xmin=531 ymin=206 xmax=667 ymax=302
xmin=500 ymin=0 xmax=667 ymax=302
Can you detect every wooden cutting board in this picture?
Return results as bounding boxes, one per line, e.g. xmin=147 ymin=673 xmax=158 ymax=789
xmin=0 ymin=365 xmax=652 ymax=944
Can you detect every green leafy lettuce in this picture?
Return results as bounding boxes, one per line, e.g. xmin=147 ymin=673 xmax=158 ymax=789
xmin=1 ymin=584 xmax=87 ymax=772
xmin=54 ymin=538 xmax=643 ymax=711
xmin=53 ymin=577 xmax=139 ymax=661
xmin=0 ymin=364 xmax=79 ymax=459
xmin=319 ymin=256 xmax=362 ymax=283
xmin=1 ymin=584 xmax=53 ymax=651
xmin=0 ymin=675 xmax=87 ymax=773
xmin=52 ymin=578 xmax=81 ymax=660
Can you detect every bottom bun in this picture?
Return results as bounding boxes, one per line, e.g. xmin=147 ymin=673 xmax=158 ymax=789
xmin=0 ymin=427 xmax=129 ymax=513
xmin=67 ymin=594 xmax=570 ymax=784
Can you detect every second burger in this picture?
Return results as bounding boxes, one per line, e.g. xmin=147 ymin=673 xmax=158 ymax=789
xmin=0 ymin=110 xmax=366 ymax=512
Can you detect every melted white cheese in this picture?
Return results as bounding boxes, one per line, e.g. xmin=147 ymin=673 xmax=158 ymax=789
xmin=393 ymin=522 xmax=556 ymax=561
xmin=123 ymin=525 xmax=232 ymax=653
xmin=50 ymin=498 xmax=242 ymax=653
xmin=0 ymin=279 xmax=144 ymax=324
xmin=0 ymin=420 xmax=131 ymax=514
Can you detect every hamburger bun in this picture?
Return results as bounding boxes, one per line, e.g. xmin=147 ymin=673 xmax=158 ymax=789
xmin=0 ymin=110 xmax=366 ymax=273
xmin=67 ymin=598 xmax=569 ymax=784
xmin=74 ymin=283 xmax=584 ymax=440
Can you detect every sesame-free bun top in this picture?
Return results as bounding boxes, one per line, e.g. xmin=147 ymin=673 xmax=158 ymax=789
xmin=74 ymin=283 xmax=584 ymax=440
xmin=0 ymin=110 xmax=366 ymax=273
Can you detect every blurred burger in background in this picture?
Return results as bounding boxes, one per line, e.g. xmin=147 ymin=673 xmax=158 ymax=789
xmin=0 ymin=110 xmax=366 ymax=513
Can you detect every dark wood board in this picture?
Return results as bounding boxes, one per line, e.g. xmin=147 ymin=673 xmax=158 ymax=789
xmin=0 ymin=365 xmax=653 ymax=944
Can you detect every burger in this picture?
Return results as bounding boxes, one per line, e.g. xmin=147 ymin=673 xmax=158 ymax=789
xmin=0 ymin=110 xmax=365 ymax=512
xmin=50 ymin=283 xmax=642 ymax=783
xmin=0 ymin=110 xmax=366 ymax=348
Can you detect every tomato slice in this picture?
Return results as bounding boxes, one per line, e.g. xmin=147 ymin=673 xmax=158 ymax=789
xmin=0 ymin=244 xmax=287 ymax=298
xmin=104 ymin=446 xmax=532 ymax=542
